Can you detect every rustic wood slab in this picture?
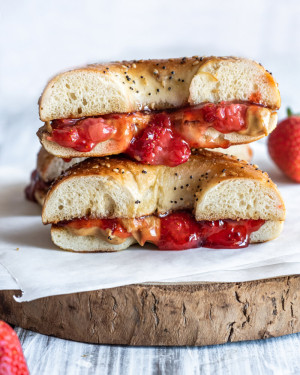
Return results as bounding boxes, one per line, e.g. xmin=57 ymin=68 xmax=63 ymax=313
xmin=1 ymin=276 xmax=299 ymax=346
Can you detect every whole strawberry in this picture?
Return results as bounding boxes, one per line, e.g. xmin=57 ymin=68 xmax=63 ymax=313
xmin=268 ymin=108 xmax=300 ymax=182
xmin=0 ymin=321 xmax=29 ymax=375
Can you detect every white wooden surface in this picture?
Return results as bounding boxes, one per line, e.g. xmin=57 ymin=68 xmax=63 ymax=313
xmin=16 ymin=328 xmax=300 ymax=375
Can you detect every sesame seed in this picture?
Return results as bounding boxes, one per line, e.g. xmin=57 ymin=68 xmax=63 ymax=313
xmin=175 ymin=173 xmax=178 ymax=176
xmin=181 ymin=79 xmax=185 ymax=82
xmin=186 ymin=184 xmax=189 ymax=187
xmin=168 ymin=87 xmax=171 ymax=91
xmin=190 ymin=175 xmax=193 ymax=179
xmin=162 ymin=66 xmax=166 ymax=69
xmin=148 ymin=93 xmax=151 ymax=96
xmin=106 ymin=163 xmax=110 ymax=167
xmin=178 ymin=78 xmax=181 ymax=81
xmin=174 ymin=187 xmax=177 ymax=190
xmin=180 ymin=198 xmax=183 ymax=200
xmin=113 ymin=168 xmax=119 ymax=173
xmin=135 ymin=200 xmax=141 ymax=204
xmin=153 ymin=69 xmax=159 ymax=75
xmin=132 ymin=63 xmax=137 ymax=68
xmin=130 ymin=87 xmax=133 ymax=90
xmin=103 ymin=71 xmax=106 ymax=74
xmin=192 ymin=60 xmax=199 ymax=66
xmin=171 ymin=71 xmax=175 ymax=75
xmin=222 ymin=169 xmax=226 ymax=173
xmin=106 ymin=67 xmax=109 ymax=70
xmin=136 ymin=90 xmax=139 ymax=93
xmin=122 ymin=65 xmax=127 ymax=69
xmin=142 ymin=170 xmax=147 ymax=174
xmin=156 ymin=63 xmax=159 ymax=66
xmin=121 ymin=169 xmax=125 ymax=174
xmin=140 ymin=75 xmax=144 ymax=78
xmin=181 ymin=186 xmax=183 ymax=189
xmin=169 ymin=76 xmax=172 ymax=80
xmin=196 ymin=198 xmax=198 ymax=201
xmin=170 ymin=201 xmax=173 ymax=203
xmin=174 ymin=201 xmax=177 ymax=204
xmin=108 ymin=236 xmax=112 ymax=240
xmin=156 ymin=88 xmax=160 ymax=93
xmin=133 ymin=80 xmax=135 ymax=83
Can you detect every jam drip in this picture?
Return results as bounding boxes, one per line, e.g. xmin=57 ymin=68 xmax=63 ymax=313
xmin=60 ymin=211 xmax=265 ymax=250
xmin=48 ymin=102 xmax=249 ymax=166
xmin=25 ymin=170 xmax=50 ymax=202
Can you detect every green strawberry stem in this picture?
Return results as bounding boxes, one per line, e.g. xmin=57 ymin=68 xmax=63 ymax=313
xmin=287 ymin=107 xmax=300 ymax=117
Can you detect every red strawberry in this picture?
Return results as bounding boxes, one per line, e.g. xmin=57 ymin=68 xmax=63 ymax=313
xmin=0 ymin=321 xmax=29 ymax=375
xmin=268 ymin=108 xmax=300 ymax=182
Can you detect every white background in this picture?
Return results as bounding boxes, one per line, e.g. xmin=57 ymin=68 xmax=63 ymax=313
xmin=2 ymin=0 xmax=300 ymax=168
xmin=1 ymin=0 xmax=300 ymax=114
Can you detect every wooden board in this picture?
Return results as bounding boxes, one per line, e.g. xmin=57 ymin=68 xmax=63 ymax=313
xmin=0 ymin=276 xmax=299 ymax=346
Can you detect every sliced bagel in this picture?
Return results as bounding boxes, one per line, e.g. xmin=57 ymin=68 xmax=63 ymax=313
xmin=42 ymin=151 xmax=285 ymax=252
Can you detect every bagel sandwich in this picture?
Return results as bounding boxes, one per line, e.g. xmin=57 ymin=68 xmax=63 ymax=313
xmin=38 ymin=56 xmax=280 ymax=166
xmin=42 ymin=150 xmax=285 ymax=252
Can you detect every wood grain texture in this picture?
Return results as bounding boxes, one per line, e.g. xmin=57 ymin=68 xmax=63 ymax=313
xmin=1 ymin=276 xmax=299 ymax=346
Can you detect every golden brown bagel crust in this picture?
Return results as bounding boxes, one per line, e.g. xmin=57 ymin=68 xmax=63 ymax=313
xmin=42 ymin=151 xmax=285 ymax=224
xmin=32 ymin=145 xmax=252 ymax=207
xmin=39 ymin=56 xmax=280 ymax=121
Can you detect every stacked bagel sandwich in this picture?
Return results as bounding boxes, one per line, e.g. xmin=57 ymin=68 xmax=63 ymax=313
xmin=27 ymin=56 xmax=285 ymax=252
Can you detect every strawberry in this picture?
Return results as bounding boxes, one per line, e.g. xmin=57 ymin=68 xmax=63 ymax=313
xmin=268 ymin=108 xmax=300 ymax=182
xmin=0 ymin=321 xmax=29 ymax=375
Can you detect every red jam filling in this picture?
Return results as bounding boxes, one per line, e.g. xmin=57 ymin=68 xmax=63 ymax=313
xmin=25 ymin=170 xmax=51 ymax=203
xmin=48 ymin=102 xmax=250 ymax=166
xmin=59 ymin=211 xmax=265 ymax=250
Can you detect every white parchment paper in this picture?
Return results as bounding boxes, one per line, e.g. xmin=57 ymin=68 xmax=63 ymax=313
xmin=0 ymin=142 xmax=299 ymax=302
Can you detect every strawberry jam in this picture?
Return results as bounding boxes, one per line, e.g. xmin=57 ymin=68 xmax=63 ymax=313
xmin=25 ymin=170 xmax=50 ymax=203
xmin=48 ymin=102 xmax=251 ymax=166
xmin=49 ymin=118 xmax=116 ymax=152
xmin=158 ymin=212 xmax=265 ymax=250
xmin=126 ymin=114 xmax=191 ymax=166
xmin=59 ymin=211 xmax=265 ymax=250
